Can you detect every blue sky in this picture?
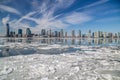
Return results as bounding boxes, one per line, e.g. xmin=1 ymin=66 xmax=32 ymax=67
xmin=0 ymin=0 xmax=120 ymax=35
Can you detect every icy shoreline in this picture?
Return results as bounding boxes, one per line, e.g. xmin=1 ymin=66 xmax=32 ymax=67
xmin=0 ymin=42 xmax=120 ymax=80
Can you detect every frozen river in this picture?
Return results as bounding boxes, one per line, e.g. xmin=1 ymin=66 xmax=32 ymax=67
xmin=0 ymin=38 xmax=120 ymax=80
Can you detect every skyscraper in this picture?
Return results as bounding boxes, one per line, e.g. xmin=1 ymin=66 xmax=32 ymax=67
xmin=41 ymin=29 xmax=46 ymax=36
xmin=65 ymin=32 xmax=67 ymax=38
xmin=18 ymin=29 xmax=22 ymax=37
xmin=108 ymin=32 xmax=113 ymax=38
xmin=60 ymin=29 xmax=64 ymax=38
xmin=103 ymin=32 xmax=107 ymax=38
xmin=88 ymin=30 xmax=91 ymax=38
xmin=6 ymin=23 xmax=10 ymax=37
xmin=49 ymin=29 xmax=52 ymax=37
xmin=94 ymin=31 xmax=103 ymax=38
xmin=72 ymin=30 xmax=75 ymax=38
xmin=79 ymin=30 xmax=81 ymax=38
xmin=92 ymin=32 xmax=94 ymax=38
xmin=118 ymin=32 xmax=120 ymax=38
xmin=114 ymin=33 xmax=117 ymax=38
xmin=54 ymin=31 xmax=58 ymax=37
xmin=26 ymin=28 xmax=31 ymax=37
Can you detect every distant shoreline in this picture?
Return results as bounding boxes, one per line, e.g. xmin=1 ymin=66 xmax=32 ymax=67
xmin=0 ymin=36 xmax=119 ymax=39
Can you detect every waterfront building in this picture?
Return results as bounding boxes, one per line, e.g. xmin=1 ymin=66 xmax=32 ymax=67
xmin=99 ymin=31 xmax=103 ymax=38
xmin=118 ymin=32 xmax=120 ymax=38
xmin=26 ymin=28 xmax=32 ymax=37
xmin=108 ymin=32 xmax=113 ymax=38
xmin=10 ymin=31 xmax=14 ymax=37
xmin=72 ymin=30 xmax=75 ymax=38
xmin=94 ymin=32 xmax=98 ymax=38
xmin=65 ymin=32 xmax=67 ymax=38
xmin=88 ymin=30 xmax=91 ymax=38
xmin=6 ymin=23 xmax=10 ymax=37
xmin=82 ymin=34 xmax=86 ymax=38
xmin=41 ymin=29 xmax=46 ymax=36
xmin=103 ymin=32 xmax=107 ymax=38
xmin=60 ymin=29 xmax=64 ymax=38
xmin=114 ymin=33 xmax=117 ymax=38
xmin=54 ymin=31 xmax=58 ymax=37
xmin=79 ymin=30 xmax=81 ymax=38
xmin=94 ymin=31 xmax=103 ymax=38
xmin=18 ymin=29 xmax=22 ymax=37
xmin=92 ymin=32 xmax=94 ymax=38
xmin=58 ymin=32 xmax=60 ymax=37
xmin=49 ymin=29 xmax=52 ymax=37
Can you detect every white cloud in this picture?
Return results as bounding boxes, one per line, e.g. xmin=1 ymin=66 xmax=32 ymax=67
xmin=0 ymin=4 xmax=21 ymax=15
xmin=55 ymin=0 xmax=75 ymax=9
xmin=64 ymin=12 xmax=92 ymax=24
xmin=8 ymin=0 xmax=94 ymax=33
xmin=78 ymin=0 xmax=109 ymax=10
xmin=2 ymin=15 xmax=10 ymax=25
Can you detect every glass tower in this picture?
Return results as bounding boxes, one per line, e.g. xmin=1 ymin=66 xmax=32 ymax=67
xmin=6 ymin=23 xmax=10 ymax=37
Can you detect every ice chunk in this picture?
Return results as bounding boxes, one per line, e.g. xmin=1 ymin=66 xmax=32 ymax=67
xmin=101 ymin=74 xmax=112 ymax=80
xmin=69 ymin=66 xmax=79 ymax=75
xmin=41 ymin=77 xmax=48 ymax=80
xmin=0 ymin=66 xmax=13 ymax=75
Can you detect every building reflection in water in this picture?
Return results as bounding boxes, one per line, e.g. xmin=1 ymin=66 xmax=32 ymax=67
xmin=88 ymin=39 xmax=92 ymax=45
xmin=103 ymin=38 xmax=107 ymax=44
xmin=118 ymin=39 xmax=120 ymax=44
xmin=41 ymin=39 xmax=46 ymax=43
xmin=78 ymin=39 xmax=81 ymax=45
xmin=18 ymin=39 xmax=23 ymax=42
xmin=6 ymin=38 xmax=15 ymax=42
xmin=71 ymin=39 xmax=75 ymax=45
xmin=65 ymin=39 xmax=68 ymax=45
xmin=1 ymin=38 xmax=120 ymax=46
xmin=108 ymin=39 xmax=112 ymax=44
xmin=26 ymin=38 xmax=33 ymax=43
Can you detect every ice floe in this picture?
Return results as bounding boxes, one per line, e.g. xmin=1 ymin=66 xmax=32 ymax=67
xmin=0 ymin=38 xmax=120 ymax=80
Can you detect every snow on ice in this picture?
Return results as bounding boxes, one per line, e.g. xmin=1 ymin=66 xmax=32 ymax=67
xmin=0 ymin=41 xmax=120 ymax=80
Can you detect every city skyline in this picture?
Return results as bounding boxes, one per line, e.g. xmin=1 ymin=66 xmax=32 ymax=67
xmin=4 ymin=23 xmax=120 ymax=38
xmin=0 ymin=0 xmax=120 ymax=36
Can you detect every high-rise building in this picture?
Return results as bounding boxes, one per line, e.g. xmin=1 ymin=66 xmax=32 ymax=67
xmin=26 ymin=28 xmax=31 ymax=37
xmin=79 ymin=30 xmax=81 ymax=38
xmin=13 ymin=32 xmax=15 ymax=37
xmin=99 ymin=31 xmax=103 ymax=38
xmin=88 ymin=30 xmax=91 ymax=38
xmin=58 ymin=32 xmax=60 ymax=37
xmin=49 ymin=29 xmax=52 ymax=37
xmin=94 ymin=32 xmax=97 ymax=38
xmin=18 ymin=29 xmax=22 ymax=37
xmin=108 ymin=32 xmax=113 ymax=38
xmin=54 ymin=31 xmax=58 ymax=37
xmin=46 ymin=30 xmax=49 ymax=37
xmin=6 ymin=23 xmax=10 ymax=37
xmin=118 ymin=32 xmax=120 ymax=38
xmin=92 ymin=32 xmax=94 ymax=38
xmin=94 ymin=31 xmax=103 ymax=38
xmin=10 ymin=31 xmax=14 ymax=37
xmin=72 ymin=30 xmax=75 ymax=38
xmin=114 ymin=33 xmax=117 ymax=38
xmin=65 ymin=32 xmax=67 ymax=38
xmin=103 ymin=32 xmax=107 ymax=38
xmin=41 ymin=29 xmax=46 ymax=36
xmin=60 ymin=29 xmax=64 ymax=38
